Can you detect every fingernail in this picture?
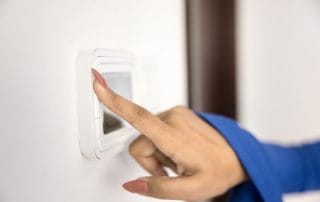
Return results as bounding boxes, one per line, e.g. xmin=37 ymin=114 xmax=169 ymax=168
xmin=122 ymin=179 xmax=148 ymax=194
xmin=91 ymin=68 xmax=108 ymax=89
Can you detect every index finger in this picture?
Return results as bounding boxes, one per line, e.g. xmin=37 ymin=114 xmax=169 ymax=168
xmin=92 ymin=69 xmax=172 ymax=145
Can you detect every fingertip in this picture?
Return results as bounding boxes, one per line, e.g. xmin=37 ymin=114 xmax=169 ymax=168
xmin=91 ymin=68 xmax=108 ymax=89
xmin=122 ymin=178 xmax=149 ymax=194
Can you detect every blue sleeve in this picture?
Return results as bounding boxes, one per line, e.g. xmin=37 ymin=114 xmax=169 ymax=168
xmin=197 ymin=112 xmax=320 ymax=202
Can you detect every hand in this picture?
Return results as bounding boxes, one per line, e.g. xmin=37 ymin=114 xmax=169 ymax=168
xmin=92 ymin=69 xmax=247 ymax=201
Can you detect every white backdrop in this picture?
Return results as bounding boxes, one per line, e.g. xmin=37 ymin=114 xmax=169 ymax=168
xmin=0 ymin=0 xmax=187 ymax=201
xmin=236 ymin=0 xmax=320 ymax=201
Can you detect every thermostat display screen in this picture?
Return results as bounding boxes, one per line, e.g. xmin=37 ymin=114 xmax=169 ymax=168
xmin=102 ymin=72 xmax=132 ymax=100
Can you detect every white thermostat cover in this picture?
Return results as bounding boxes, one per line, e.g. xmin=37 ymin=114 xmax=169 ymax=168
xmin=76 ymin=49 xmax=138 ymax=159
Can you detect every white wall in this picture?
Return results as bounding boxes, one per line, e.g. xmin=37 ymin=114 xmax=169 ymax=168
xmin=236 ymin=0 xmax=320 ymax=201
xmin=0 ymin=0 xmax=187 ymax=201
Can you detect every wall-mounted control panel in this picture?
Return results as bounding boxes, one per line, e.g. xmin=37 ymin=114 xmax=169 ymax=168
xmin=76 ymin=49 xmax=138 ymax=159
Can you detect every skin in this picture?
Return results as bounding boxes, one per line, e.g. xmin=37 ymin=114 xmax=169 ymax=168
xmin=92 ymin=69 xmax=247 ymax=201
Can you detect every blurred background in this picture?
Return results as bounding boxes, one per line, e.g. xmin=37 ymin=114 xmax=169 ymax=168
xmin=0 ymin=0 xmax=319 ymax=201
xmin=187 ymin=1 xmax=320 ymax=201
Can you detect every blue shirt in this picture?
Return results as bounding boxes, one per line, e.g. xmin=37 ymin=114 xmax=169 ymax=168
xmin=198 ymin=113 xmax=320 ymax=202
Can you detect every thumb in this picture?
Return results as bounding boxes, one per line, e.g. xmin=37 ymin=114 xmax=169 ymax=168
xmin=122 ymin=175 xmax=205 ymax=201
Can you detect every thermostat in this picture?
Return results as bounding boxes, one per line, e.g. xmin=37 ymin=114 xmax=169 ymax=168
xmin=76 ymin=49 xmax=138 ymax=159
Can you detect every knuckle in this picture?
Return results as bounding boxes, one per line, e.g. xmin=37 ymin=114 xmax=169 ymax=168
xmin=135 ymin=106 xmax=147 ymax=118
xmin=129 ymin=136 xmax=154 ymax=157
xmin=127 ymin=105 xmax=147 ymax=125
xmin=164 ymin=113 xmax=178 ymax=123
xmin=128 ymin=141 xmax=138 ymax=156
xmin=127 ymin=106 xmax=145 ymax=125
xmin=171 ymin=105 xmax=187 ymax=113
xmin=128 ymin=136 xmax=143 ymax=156
xmin=164 ymin=107 xmax=188 ymax=124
